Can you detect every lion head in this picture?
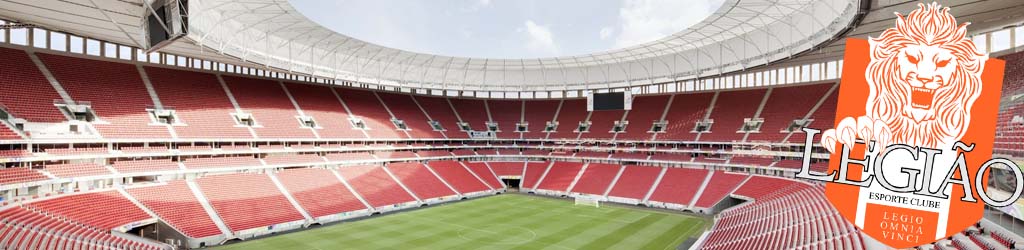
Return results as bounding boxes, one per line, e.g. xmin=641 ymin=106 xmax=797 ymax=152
xmin=865 ymin=2 xmax=986 ymax=148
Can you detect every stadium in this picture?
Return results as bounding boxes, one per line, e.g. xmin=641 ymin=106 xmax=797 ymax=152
xmin=0 ymin=0 xmax=1022 ymax=249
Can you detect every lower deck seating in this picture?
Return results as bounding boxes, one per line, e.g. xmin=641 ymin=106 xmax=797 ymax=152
xmin=427 ymin=161 xmax=491 ymax=194
xmin=182 ymin=156 xmax=262 ymax=169
xmin=568 ymin=163 xmax=620 ymax=195
xmin=487 ymin=162 xmax=525 ymax=177
xmin=263 ymin=154 xmax=325 ymax=165
xmin=729 ymin=156 xmax=775 ymax=167
xmin=463 ymin=162 xmax=504 ymax=189
xmin=0 ymin=149 xmax=30 ymax=158
xmin=196 ymin=173 xmax=306 ymax=231
xmin=276 ymin=168 xmax=368 ymax=218
xmin=24 ymin=190 xmax=151 ymax=230
xmin=611 ymin=152 xmax=648 ymax=160
xmin=702 ymin=177 xmax=864 ymax=250
xmin=650 ymin=153 xmax=693 ymax=162
xmin=324 ymin=152 xmax=376 ymax=161
xmin=521 ymin=162 xmax=550 ymax=189
xmin=42 ymin=163 xmax=113 ymax=178
xmin=0 ymin=123 xmax=22 ymax=140
xmin=607 ymin=165 xmax=662 ymax=199
xmin=693 ymin=171 xmax=749 ymax=208
xmin=0 ymin=167 xmax=49 ymax=185
xmin=522 ymin=149 xmax=549 ymax=156
xmin=376 ymin=151 xmax=418 ymax=159
xmin=386 ymin=163 xmax=457 ymax=199
xmin=44 ymin=147 xmax=109 ymax=156
xmin=337 ymin=165 xmax=417 ymax=207
xmin=648 ymin=168 xmax=709 ymax=205
xmin=111 ymin=159 xmax=181 ymax=173
xmin=535 ymin=162 xmax=584 ymax=191
xmin=126 ymin=180 xmax=223 ymax=238
xmin=416 ymin=150 xmax=452 ymax=157
xmin=0 ymin=206 xmax=160 ymax=250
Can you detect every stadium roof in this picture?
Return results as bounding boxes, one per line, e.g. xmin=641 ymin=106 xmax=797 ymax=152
xmin=187 ymin=0 xmax=858 ymax=91
xmin=1 ymin=0 xmax=1022 ymax=93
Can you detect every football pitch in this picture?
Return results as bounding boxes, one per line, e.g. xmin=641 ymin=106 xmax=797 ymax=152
xmin=214 ymin=194 xmax=709 ymax=250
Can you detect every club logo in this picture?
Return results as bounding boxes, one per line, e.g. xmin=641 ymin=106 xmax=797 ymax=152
xmin=795 ymin=2 xmax=1023 ymax=248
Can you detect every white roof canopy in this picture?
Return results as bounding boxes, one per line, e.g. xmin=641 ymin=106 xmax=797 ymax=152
xmin=187 ymin=0 xmax=860 ymax=91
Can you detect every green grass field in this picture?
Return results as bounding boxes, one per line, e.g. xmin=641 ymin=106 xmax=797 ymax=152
xmin=214 ymin=194 xmax=708 ymax=250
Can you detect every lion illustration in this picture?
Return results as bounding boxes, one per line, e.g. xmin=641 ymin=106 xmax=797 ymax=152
xmin=822 ymin=2 xmax=986 ymax=153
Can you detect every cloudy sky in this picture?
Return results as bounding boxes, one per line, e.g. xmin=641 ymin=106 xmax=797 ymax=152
xmin=289 ymin=0 xmax=725 ymax=59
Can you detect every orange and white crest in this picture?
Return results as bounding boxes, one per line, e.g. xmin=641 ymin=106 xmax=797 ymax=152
xmin=800 ymin=2 xmax=1009 ymax=249
xmin=822 ymin=2 xmax=986 ymax=153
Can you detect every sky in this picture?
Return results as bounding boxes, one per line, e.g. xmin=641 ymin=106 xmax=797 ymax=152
xmin=289 ymin=0 xmax=727 ymax=59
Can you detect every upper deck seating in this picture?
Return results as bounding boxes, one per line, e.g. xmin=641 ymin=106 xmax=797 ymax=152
xmin=0 ymin=48 xmax=66 ymax=122
xmin=618 ymin=95 xmax=671 ymax=140
xmin=377 ymin=93 xmax=444 ymax=139
xmin=701 ymin=89 xmax=766 ymax=142
xmin=549 ymin=100 xmax=587 ymax=139
xmin=414 ymin=96 xmax=467 ymax=138
xmin=222 ymin=76 xmax=314 ymax=138
xmin=450 ymin=98 xmax=490 ymax=133
xmin=488 ymin=100 xmax=523 ymax=139
xmin=659 ymin=92 xmax=714 ymax=141
xmin=284 ymin=83 xmax=366 ymax=139
xmin=337 ymin=89 xmax=403 ymax=139
xmin=38 ymin=54 xmax=170 ymax=138
xmin=145 ymin=66 xmax=252 ymax=138
xmin=522 ymin=100 xmax=561 ymax=139
xmin=581 ymin=110 xmax=625 ymax=139
xmin=748 ymin=84 xmax=832 ymax=142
